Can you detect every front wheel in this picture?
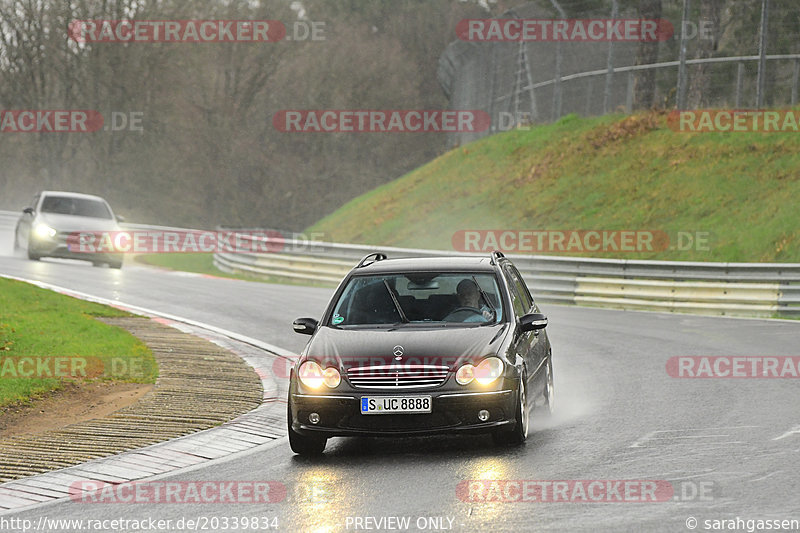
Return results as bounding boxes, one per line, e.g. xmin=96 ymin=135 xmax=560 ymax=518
xmin=535 ymin=355 xmax=554 ymax=418
xmin=493 ymin=373 xmax=529 ymax=446
xmin=287 ymin=403 xmax=327 ymax=455
xmin=26 ymin=241 xmax=40 ymax=261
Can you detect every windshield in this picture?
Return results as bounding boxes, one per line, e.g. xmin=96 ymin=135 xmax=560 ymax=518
xmin=40 ymin=196 xmax=112 ymax=219
xmin=330 ymin=272 xmax=503 ymax=327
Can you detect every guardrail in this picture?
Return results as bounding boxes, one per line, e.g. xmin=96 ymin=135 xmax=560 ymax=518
xmin=2 ymin=209 xmax=795 ymax=319
xmin=0 ymin=209 xmax=187 ymax=231
xmin=213 ymin=232 xmax=800 ymax=319
xmin=0 ymin=210 xmax=20 ymax=222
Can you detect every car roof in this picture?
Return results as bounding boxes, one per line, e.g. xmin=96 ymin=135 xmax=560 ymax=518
xmin=352 ymin=255 xmax=500 ymax=274
xmin=38 ymin=191 xmax=108 ymax=202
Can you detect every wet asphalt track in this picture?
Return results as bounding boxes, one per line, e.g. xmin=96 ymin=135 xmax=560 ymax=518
xmin=1 ymin=218 xmax=799 ymax=532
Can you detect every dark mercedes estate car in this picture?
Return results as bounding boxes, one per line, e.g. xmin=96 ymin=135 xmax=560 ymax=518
xmin=288 ymin=252 xmax=554 ymax=455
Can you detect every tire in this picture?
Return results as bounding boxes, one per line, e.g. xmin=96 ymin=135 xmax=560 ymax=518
xmin=109 ymin=261 xmax=123 ymax=269
xmin=26 ymin=241 xmax=40 ymax=261
xmin=493 ymin=372 xmax=529 ymax=446
xmin=13 ymin=229 xmax=21 ymax=253
xmin=287 ymin=402 xmax=326 ymax=455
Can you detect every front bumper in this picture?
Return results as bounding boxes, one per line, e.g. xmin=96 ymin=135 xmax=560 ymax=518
xmin=290 ymin=388 xmax=517 ymax=438
xmin=29 ymin=235 xmax=122 ymax=263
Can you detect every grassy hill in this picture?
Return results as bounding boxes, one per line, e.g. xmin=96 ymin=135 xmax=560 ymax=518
xmin=307 ymin=111 xmax=800 ymax=262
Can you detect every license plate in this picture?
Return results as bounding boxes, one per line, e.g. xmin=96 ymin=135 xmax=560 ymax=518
xmin=360 ymin=396 xmax=432 ymax=414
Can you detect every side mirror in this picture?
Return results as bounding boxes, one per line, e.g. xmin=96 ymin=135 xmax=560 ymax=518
xmin=293 ymin=317 xmax=318 ymax=335
xmin=519 ymin=313 xmax=547 ymax=333
xmin=116 ymin=214 xmax=125 ymax=223
xmin=22 ymin=207 xmax=34 ymax=215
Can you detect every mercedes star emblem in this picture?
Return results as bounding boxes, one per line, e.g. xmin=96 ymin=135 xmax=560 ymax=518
xmin=393 ymin=345 xmax=404 ymax=360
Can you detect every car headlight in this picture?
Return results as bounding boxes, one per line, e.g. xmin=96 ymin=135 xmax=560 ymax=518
xmin=34 ymin=223 xmax=56 ymax=239
xmin=475 ymin=357 xmax=504 ymax=385
xmin=455 ymin=364 xmax=475 ymax=385
xmin=456 ymin=357 xmax=504 ymax=386
xmin=298 ymin=361 xmax=340 ymax=389
xmin=323 ymin=367 xmax=341 ymax=388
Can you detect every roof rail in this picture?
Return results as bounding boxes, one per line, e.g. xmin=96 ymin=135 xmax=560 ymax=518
xmin=490 ymin=251 xmax=505 ymax=265
xmin=356 ymin=252 xmax=387 ymax=268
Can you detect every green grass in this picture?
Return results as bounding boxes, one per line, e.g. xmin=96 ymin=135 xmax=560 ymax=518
xmin=0 ymin=278 xmax=157 ymax=408
xmin=136 ymin=253 xmax=222 ymax=275
xmin=308 ymin=111 xmax=800 ymax=262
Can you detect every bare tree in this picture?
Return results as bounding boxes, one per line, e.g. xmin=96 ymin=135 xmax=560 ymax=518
xmin=632 ymin=0 xmax=662 ymax=109
xmin=687 ymin=0 xmax=723 ymax=108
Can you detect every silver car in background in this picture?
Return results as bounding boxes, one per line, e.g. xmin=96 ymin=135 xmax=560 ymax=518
xmin=14 ymin=191 xmax=124 ymax=269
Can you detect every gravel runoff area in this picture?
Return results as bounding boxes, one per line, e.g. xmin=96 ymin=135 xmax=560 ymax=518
xmin=0 ymin=317 xmax=263 ymax=483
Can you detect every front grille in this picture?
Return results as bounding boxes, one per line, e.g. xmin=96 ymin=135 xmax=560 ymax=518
xmin=347 ymin=364 xmax=449 ymax=389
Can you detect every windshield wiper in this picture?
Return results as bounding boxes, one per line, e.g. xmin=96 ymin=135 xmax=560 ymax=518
xmin=472 ymin=276 xmax=497 ymax=322
xmin=383 ymin=280 xmax=409 ymax=323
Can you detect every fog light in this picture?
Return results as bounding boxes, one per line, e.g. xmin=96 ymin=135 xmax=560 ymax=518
xmin=478 ymin=409 xmax=490 ymax=422
xmin=308 ymin=413 xmax=320 ymax=424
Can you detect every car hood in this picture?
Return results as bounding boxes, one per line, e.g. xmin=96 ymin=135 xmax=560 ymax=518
xmin=37 ymin=213 xmax=119 ymax=232
xmin=303 ymin=324 xmax=509 ymax=370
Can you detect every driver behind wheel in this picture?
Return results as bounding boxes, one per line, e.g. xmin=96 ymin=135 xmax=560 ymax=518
xmin=454 ymin=279 xmax=494 ymax=322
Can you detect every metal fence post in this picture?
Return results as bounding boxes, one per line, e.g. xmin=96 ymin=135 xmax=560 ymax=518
xmin=603 ymin=0 xmax=619 ymax=114
xmin=792 ymin=58 xmax=799 ymax=106
xmin=676 ymin=0 xmax=691 ymax=109
xmin=756 ymin=0 xmax=770 ymax=109
xmin=523 ymin=42 xmax=538 ymax=121
xmin=507 ymin=8 xmax=537 ymax=124
xmin=488 ymin=43 xmax=499 ymax=132
xmin=550 ymin=0 xmax=566 ymax=120
xmin=626 ymin=72 xmax=635 ymax=112
xmin=553 ymin=60 xmax=563 ymax=120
